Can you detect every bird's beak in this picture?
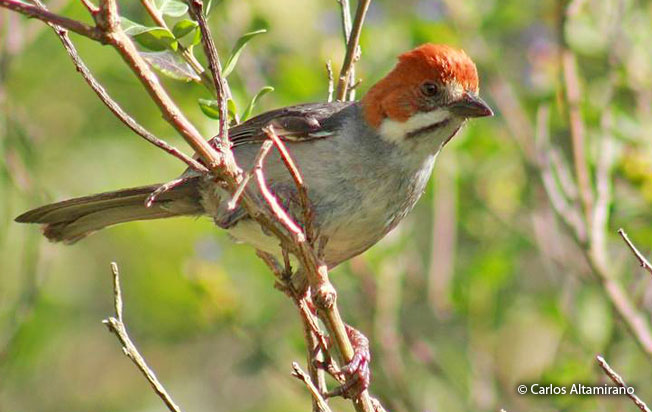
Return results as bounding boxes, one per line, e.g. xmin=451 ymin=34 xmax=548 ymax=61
xmin=448 ymin=92 xmax=494 ymax=118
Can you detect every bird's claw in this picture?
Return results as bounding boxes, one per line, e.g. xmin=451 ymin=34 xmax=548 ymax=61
xmin=327 ymin=325 xmax=371 ymax=399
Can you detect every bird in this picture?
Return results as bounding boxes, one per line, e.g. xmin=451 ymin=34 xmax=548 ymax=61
xmin=15 ymin=43 xmax=493 ymax=395
xmin=16 ymin=43 xmax=492 ymax=268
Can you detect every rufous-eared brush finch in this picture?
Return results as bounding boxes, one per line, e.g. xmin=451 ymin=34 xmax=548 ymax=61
xmin=16 ymin=43 xmax=493 ymax=393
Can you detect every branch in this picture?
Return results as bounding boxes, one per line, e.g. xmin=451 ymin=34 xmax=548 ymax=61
xmin=562 ymin=49 xmax=593 ymax=224
xmin=186 ymin=0 xmax=235 ymax=140
xmin=291 ymin=362 xmax=333 ymax=412
xmin=534 ymin=104 xmax=586 ymax=242
xmin=0 ymin=0 xmax=104 ymax=41
xmin=264 ymin=125 xmax=316 ymax=243
xmin=326 ymin=60 xmax=334 ymax=103
xmin=103 ymin=263 xmax=183 ymax=412
xmin=253 ymin=144 xmax=305 ymax=239
xmin=228 ymin=139 xmax=275 ymax=210
xmin=619 ymin=229 xmax=652 ymax=278
xmin=596 ymin=355 xmax=651 ymax=412
xmin=92 ymin=1 xmax=222 ymax=172
xmin=28 ymin=0 xmax=207 ymax=174
xmin=335 ymin=0 xmax=371 ymax=101
xmin=5 ymin=2 xmax=379 ymax=410
xmin=139 ymin=0 xmax=215 ymax=94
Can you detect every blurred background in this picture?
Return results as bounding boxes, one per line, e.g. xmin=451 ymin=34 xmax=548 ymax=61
xmin=2 ymin=0 xmax=652 ymax=411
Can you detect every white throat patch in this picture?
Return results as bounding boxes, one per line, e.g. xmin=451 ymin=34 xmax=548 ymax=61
xmin=378 ymin=109 xmax=452 ymax=144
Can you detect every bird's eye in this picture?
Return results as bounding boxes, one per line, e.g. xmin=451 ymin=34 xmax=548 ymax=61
xmin=420 ymin=82 xmax=440 ymax=97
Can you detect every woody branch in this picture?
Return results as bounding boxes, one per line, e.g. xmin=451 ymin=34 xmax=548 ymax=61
xmin=0 ymin=0 xmax=378 ymax=411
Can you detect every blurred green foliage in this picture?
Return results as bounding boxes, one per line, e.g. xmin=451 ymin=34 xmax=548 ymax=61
xmin=2 ymin=0 xmax=652 ymax=412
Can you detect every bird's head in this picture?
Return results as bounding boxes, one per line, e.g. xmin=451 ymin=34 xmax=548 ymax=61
xmin=361 ymin=44 xmax=493 ymax=147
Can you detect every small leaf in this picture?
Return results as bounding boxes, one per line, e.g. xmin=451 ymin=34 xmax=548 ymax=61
xmin=153 ymin=0 xmax=188 ymax=17
xmin=142 ymin=51 xmax=201 ymax=82
xmin=204 ymin=0 xmax=213 ymax=17
xmin=121 ymin=17 xmax=151 ymax=36
xmin=241 ymin=86 xmax=274 ymax=121
xmin=172 ymin=19 xmax=198 ymax=39
xmin=227 ymin=99 xmax=238 ymax=120
xmin=198 ymin=99 xmax=220 ymax=119
xmin=134 ymin=27 xmax=178 ymax=51
xmin=190 ymin=25 xmax=202 ymax=46
xmin=223 ymin=29 xmax=267 ymax=77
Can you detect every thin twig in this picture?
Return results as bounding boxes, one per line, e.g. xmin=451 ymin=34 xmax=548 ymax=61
xmin=291 ymin=362 xmax=333 ymax=412
xmin=145 ymin=176 xmax=192 ymax=208
xmin=103 ymin=263 xmax=183 ymax=412
xmin=590 ymin=117 xmax=615 ymax=267
xmin=4 ymin=2 xmax=379 ymax=410
xmin=562 ymin=50 xmax=593 ymax=224
xmin=264 ymin=125 xmax=315 ymax=243
xmin=619 ymin=229 xmax=652 ymax=278
xmin=29 ymin=0 xmax=207 ymax=174
xmin=228 ymin=140 xmax=275 ymax=210
xmin=0 ymin=0 xmax=104 ymax=41
xmin=596 ymin=355 xmax=651 ymax=412
xmin=336 ymin=0 xmax=357 ymax=101
xmin=79 ymin=0 xmax=99 ymax=14
xmin=254 ymin=149 xmax=305 ymax=240
xmin=139 ymin=0 xmax=215 ymax=94
xmin=335 ymin=0 xmax=371 ymax=101
xmin=90 ymin=0 xmax=223 ymax=172
xmin=534 ymin=104 xmax=586 ymax=242
xmin=186 ymin=0 xmax=236 ymax=139
xmin=326 ymin=60 xmax=334 ymax=103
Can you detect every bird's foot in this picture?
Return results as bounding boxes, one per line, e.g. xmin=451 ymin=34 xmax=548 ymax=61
xmin=325 ymin=324 xmax=371 ymax=399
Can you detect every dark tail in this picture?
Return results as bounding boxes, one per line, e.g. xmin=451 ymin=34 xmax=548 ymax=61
xmin=15 ymin=177 xmax=204 ymax=244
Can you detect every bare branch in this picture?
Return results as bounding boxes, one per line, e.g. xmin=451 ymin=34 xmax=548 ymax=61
xmin=534 ymin=104 xmax=586 ymax=242
xmin=228 ymin=140 xmax=275 ymax=210
xmin=103 ymin=263 xmax=183 ymax=412
xmin=145 ymin=176 xmax=195 ymax=208
xmin=140 ymin=0 xmax=215 ymax=94
xmin=562 ymin=50 xmax=593 ymax=223
xmin=326 ymin=60 xmax=334 ymax=103
xmin=596 ymin=355 xmax=651 ymax=412
xmin=79 ymin=0 xmax=99 ymax=14
xmin=291 ymin=362 xmax=333 ymax=412
xmin=29 ymin=0 xmax=207 ymax=174
xmin=186 ymin=0 xmax=235 ymax=141
xmin=264 ymin=125 xmax=316 ymax=243
xmin=619 ymin=229 xmax=652 ymax=278
xmin=335 ymin=0 xmax=371 ymax=101
xmin=590 ymin=118 xmax=616 ymax=267
xmin=254 ymin=147 xmax=305 ymax=240
xmin=0 ymin=0 xmax=104 ymax=41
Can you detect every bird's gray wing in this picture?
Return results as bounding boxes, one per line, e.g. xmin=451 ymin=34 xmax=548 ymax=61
xmin=215 ymin=101 xmax=357 ymax=147
xmin=197 ymin=101 xmax=357 ymax=231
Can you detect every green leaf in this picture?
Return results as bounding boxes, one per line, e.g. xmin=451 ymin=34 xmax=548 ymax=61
xmin=135 ymin=28 xmax=178 ymax=51
xmin=241 ymin=86 xmax=274 ymax=121
xmin=172 ymin=19 xmax=198 ymax=39
xmin=153 ymin=0 xmax=188 ymax=17
xmin=190 ymin=25 xmax=202 ymax=46
xmin=227 ymin=99 xmax=238 ymax=120
xmin=121 ymin=17 xmax=151 ymax=36
xmin=204 ymin=0 xmax=213 ymax=17
xmin=121 ymin=18 xmax=178 ymax=51
xmin=198 ymin=99 xmax=220 ymax=119
xmin=223 ymin=29 xmax=267 ymax=77
xmin=142 ymin=51 xmax=201 ymax=82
